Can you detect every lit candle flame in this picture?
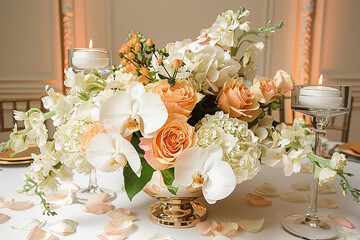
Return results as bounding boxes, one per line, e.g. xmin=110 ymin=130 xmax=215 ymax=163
xmin=318 ymin=74 xmax=323 ymax=86
xmin=89 ymin=39 xmax=93 ymax=49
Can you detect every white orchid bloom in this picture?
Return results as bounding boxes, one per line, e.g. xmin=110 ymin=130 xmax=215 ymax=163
xmin=173 ymin=145 xmax=236 ymax=204
xmin=100 ymin=81 xmax=168 ymax=137
xmin=85 ymin=133 xmax=141 ymax=176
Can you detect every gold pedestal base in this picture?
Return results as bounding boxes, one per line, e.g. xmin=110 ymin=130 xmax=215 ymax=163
xmin=149 ymin=197 xmax=207 ymax=228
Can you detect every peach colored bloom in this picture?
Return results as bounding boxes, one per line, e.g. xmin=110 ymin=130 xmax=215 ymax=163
xmin=81 ymin=122 xmax=107 ymax=151
xmin=145 ymin=79 xmax=197 ymax=117
xmin=251 ymin=77 xmax=279 ymax=104
xmin=217 ymin=79 xmax=262 ymax=122
xmin=273 ymin=69 xmax=295 ymax=94
xmin=139 ymin=113 xmax=196 ymax=170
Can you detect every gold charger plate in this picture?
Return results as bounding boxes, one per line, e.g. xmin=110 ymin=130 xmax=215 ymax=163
xmin=338 ymin=142 xmax=360 ymax=158
xmin=0 ymin=145 xmax=39 ymax=164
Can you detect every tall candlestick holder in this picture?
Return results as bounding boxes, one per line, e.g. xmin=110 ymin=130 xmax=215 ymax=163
xmin=68 ymin=48 xmax=116 ymax=203
xmin=281 ymin=85 xmax=351 ymax=239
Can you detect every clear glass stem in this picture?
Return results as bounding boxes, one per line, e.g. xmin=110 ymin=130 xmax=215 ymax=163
xmin=88 ymin=168 xmax=99 ymax=190
xmin=307 ymin=117 xmax=328 ymax=221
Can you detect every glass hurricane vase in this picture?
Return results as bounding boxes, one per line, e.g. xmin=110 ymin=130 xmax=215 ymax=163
xmin=281 ymin=85 xmax=351 ymax=239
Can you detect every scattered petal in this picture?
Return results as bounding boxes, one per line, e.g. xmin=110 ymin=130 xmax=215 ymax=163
xmin=108 ymin=208 xmax=131 ymax=219
xmin=97 ymin=232 xmax=126 ymax=240
xmin=338 ymin=230 xmax=360 ymax=240
xmin=48 ymin=219 xmax=78 ymax=236
xmin=11 ymin=218 xmax=46 ymax=231
xmin=0 ymin=196 xmax=14 ymax=208
xmin=279 ymin=192 xmax=307 ymax=202
xmin=0 ymin=213 xmax=10 ymax=224
xmin=291 ymin=181 xmax=311 ymax=191
xmin=328 ymin=215 xmax=355 ymax=229
xmin=104 ymin=216 xmax=136 ymax=234
xmin=83 ymin=193 xmax=115 ymax=215
xmin=49 ymin=204 xmax=60 ymax=210
xmin=26 ymin=226 xmax=57 ymax=240
xmin=213 ymin=222 xmax=238 ymax=237
xmin=254 ymin=182 xmax=278 ymax=197
xmin=7 ymin=201 xmax=34 ymax=211
xmin=300 ymin=164 xmax=311 ymax=173
xmin=319 ymin=182 xmax=337 ymax=194
xmin=209 ymin=236 xmax=232 ymax=240
xmin=245 ymin=193 xmax=272 ymax=206
xmin=317 ymin=196 xmax=338 ymax=209
xmin=46 ymin=182 xmax=79 ymax=206
xmin=238 ymin=218 xmax=265 ymax=233
xmin=196 ymin=222 xmax=212 ymax=236
xmin=143 ymin=233 xmax=175 ymax=240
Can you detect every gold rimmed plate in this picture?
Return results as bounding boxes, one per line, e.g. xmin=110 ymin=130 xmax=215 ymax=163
xmin=338 ymin=142 xmax=360 ymax=158
xmin=0 ymin=145 xmax=39 ymax=164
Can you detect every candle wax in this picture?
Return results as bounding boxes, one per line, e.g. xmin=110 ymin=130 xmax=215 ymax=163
xmin=299 ymin=85 xmax=342 ymax=109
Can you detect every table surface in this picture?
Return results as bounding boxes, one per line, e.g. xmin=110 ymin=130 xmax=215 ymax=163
xmin=0 ymin=148 xmax=360 ymax=239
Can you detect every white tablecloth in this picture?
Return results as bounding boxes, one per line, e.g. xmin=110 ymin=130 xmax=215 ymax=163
xmin=0 ymin=157 xmax=359 ymax=239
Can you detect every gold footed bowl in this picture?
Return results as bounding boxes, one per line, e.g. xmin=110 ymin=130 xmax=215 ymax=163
xmin=143 ymin=171 xmax=207 ymax=228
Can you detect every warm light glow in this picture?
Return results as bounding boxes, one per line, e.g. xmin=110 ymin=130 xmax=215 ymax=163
xmin=89 ymin=39 xmax=93 ymax=49
xmin=318 ymin=74 xmax=323 ymax=86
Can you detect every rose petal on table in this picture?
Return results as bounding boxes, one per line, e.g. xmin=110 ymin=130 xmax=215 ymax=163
xmin=7 ymin=201 xmax=34 ymax=211
xmin=46 ymin=183 xmax=79 ymax=206
xmin=45 ymin=192 xmax=67 ymax=201
xmin=83 ymin=193 xmax=115 ymax=215
xmin=319 ymin=182 xmax=337 ymax=194
xmin=0 ymin=196 xmax=14 ymax=208
xmin=279 ymin=192 xmax=308 ymax=202
xmin=143 ymin=233 xmax=175 ymax=240
xmin=245 ymin=193 xmax=272 ymax=206
xmin=317 ymin=196 xmax=338 ymax=209
xmin=87 ymin=192 xmax=110 ymax=205
xmin=209 ymin=235 xmax=232 ymax=240
xmin=338 ymin=230 xmax=360 ymax=240
xmin=97 ymin=232 xmax=126 ymax=240
xmin=49 ymin=204 xmax=60 ymax=211
xmin=11 ymin=218 xmax=46 ymax=231
xmin=196 ymin=222 xmax=213 ymax=236
xmin=254 ymin=182 xmax=278 ymax=197
xmin=0 ymin=213 xmax=10 ymax=224
xmin=300 ymin=164 xmax=311 ymax=173
xmin=26 ymin=226 xmax=57 ymax=240
xmin=291 ymin=181 xmax=311 ymax=191
xmin=238 ymin=218 xmax=265 ymax=233
xmin=213 ymin=222 xmax=238 ymax=237
xmin=48 ymin=219 xmax=78 ymax=236
xmin=328 ymin=215 xmax=355 ymax=229
xmin=103 ymin=216 xmax=137 ymax=234
xmin=108 ymin=208 xmax=131 ymax=219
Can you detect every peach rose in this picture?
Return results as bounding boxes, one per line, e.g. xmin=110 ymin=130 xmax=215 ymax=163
xmin=81 ymin=122 xmax=107 ymax=151
xmin=145 ymin=79 xmax=197 ymax=117
xmin=139 ymin=113 xmax=196 ymax=170
xmin=217 ymin=79 xmax=262 ymax=122
xmin=251 ymin=77 xmax=279 ymax=104
xmin=274 ymin=70 xmax=295 ymax=94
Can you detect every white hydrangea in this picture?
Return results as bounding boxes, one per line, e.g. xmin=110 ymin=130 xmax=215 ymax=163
xmin=196 ymin=111 xmax=261 ymax=183
xmin=105 ymin=71 xmax=138 ymax=91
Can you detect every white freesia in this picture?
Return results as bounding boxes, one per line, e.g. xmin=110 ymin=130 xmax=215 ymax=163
xmin=173 ymin=145 xmax=236 ymax=204
xmin=86 ymin=132 xmax=141 ymax=176
xmin=100 ymin=81 xmax=168 ymax=137
xmin=330 ymin=152 xmax=347 ymax=170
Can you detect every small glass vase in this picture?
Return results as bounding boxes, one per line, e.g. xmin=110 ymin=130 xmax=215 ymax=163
xmin=143 ymin=171 xmax=207 ymax=228
xmin=281 ymin=85 xmax=351 ymax=239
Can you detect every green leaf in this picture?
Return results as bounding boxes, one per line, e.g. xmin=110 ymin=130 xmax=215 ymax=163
xmin=123 ymin=158 xmax=155 ymax=201
xmin=257 ymin=110 xmax=265 ymax=119
xmin=130 ymin=132 xmax=145 ymax=154
xmin=53 ymin=162 xmax=62 ymax=169
xmin=288 ymin=141 xmax=303 ymax=151
xmin=269 ymin=101 xmax=281 ymax=109
xmin=78 ymin=92 xmax=90 ymax=101
xmin=148 ymin=71 xmax=156 ymax=78
xmin=160 ymin=168 xmax=178 ymax=195
xmin=89 ymin=71 xmax=101 ymax=78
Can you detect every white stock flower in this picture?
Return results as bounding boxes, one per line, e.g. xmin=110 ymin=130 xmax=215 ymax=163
xmin=330 ymin=152 xmax=347 ymax=170
xmin=100 ymin=81 xmax=168 ymax=137
xmin=315 ymin=167 xmax=337 ymax=186
xmin=86 ymin=132 xmax=141 ymax=175
xmin=10 ymin=124 xmax=29 ymax=153
xmin=173 ymin=145 xmax=236 ymax=204
xmin=64 ymin=69 xmax=86 ymax=91
xmin=240 ymin=42 xmax=265 ymax=81
xmin=196 ymin=111 xmax=261 ymax=183
xmin=282 ymin=145 xmax=312 ymax=176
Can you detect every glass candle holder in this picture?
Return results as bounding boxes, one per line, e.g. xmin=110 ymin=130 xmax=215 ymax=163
xmin=68 ymin=48 xmax=112 ymax=75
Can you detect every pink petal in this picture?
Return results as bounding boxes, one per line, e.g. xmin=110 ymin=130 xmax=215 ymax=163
xmin=45 ymin=192 xmax=67 ymax=201
xmin=238 ymin=218 xmax=265 ymax=233
xmin=87 ymin=193 xmax=111 ymax=205
xmin=26 ymin=226 xmax=57 ymax=240
xmin=213 ymin=222 xmax=238 ymax=237
xmin=97 ymin=232 xmax=126 ymax=240
xmin=7 ymin=201 xmax=34 ymax=211
xmin=108 ymin=208 xmax=131 ymax=219
xmin=300 ymin=164 xmax=311 ymax=173
xmin=245 ymin=193 xmax=272 ymax=206
xmin=196 ymin=222 xmax=213 ymax=236
xmin=328 ymin=215 xmax=355 ymax=229
xmin=103 ymin=216 xmax=136 ymax=234
xmin=84 ymin=202 xmax=115 ymax=215
xmin=49 ymin=204 xmax=61 ymax=210
xmin=0 ymin=213 xmax=10 ymax=224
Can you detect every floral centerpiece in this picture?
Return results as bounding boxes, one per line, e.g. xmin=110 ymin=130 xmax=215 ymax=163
xmin=1 ymin=6 xmax=358 ymax=220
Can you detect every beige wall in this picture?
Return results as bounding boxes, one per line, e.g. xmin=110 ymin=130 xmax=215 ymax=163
xmin=0 ymin=0 xmax=359 ymax=142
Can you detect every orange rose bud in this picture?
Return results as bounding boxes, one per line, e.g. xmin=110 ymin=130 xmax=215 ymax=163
xmin=141 ymin=67 xmax=149 ymax=75
xmin=146 ymin=38 xmax=153 ymax=46
xmin=172 ymin=59 xmax=181 ymax=69
xmin=157 ymin=59 xmax=163 ymax=65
